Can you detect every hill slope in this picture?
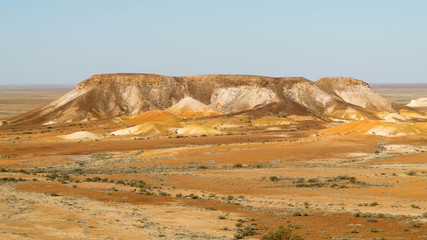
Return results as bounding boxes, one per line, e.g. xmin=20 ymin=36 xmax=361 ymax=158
xmin=4 ymin=74 xmax=421 ymax=125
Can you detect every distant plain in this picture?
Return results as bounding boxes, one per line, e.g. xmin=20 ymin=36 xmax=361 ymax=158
xmin=372 ymin=84 xmax=427 ymax=104
xmin=0 ymin=86 xmax=72 ymax=120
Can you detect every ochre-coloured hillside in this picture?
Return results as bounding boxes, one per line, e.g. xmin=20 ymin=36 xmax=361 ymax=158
xmin=4 ymin=73 xmax=424 ymax=125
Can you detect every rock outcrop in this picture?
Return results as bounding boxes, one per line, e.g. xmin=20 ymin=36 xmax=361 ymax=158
xmin=316 ymin=77 xmax=396 ymax=113
xmin=5 ymin=73 xmax=420 ymax=125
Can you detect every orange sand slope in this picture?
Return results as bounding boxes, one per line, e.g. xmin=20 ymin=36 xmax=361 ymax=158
xmin=321 ymin=120 xmax=427 ymax=137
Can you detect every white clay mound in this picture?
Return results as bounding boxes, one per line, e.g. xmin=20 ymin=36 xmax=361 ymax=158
xmin=167 ymin=97 xmax=223 ymax=118
xmin=61 ymin=131 xmax=101 ymax=140
xmin=111 ymin=123 xmax=161 ymax=137
xmin=406 ymin=98 xmax=427 ymax=107
xmin=43 ymin=121 xmax=57 ymax=125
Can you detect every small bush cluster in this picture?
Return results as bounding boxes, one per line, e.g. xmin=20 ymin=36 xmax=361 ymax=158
xmin=354 ymin=212 xmax=392 ymax=218
xmin=233 ymin=163 xmax=243 ymax=168
xmin=234 ymin=226 xmax=256 ymax=239
xmin=269 ymin=176 xmax=279 ymax=182
xmin=292 ymin=175 xmax=365 ymax=188
xmin=291 ymin=208 xmax=308 ymax=217
xmin=186 ymin=193 xmax=199 ymax=199
xmin=46 ymin=172 xmax=70 ymax=183
xmin=260 ymin=226 xmax=304 ymax=240
xmin=0 ymin=177 xmax=25 ymax=183
xmin=358 ymin=201 xmax=380 ymax=207
xmin=294 ymin=178 xmax=326 ymax=188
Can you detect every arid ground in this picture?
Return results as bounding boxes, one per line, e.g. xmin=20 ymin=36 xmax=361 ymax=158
xmin=0 ymin=85 xmax=426 ymax=240
xmin=372 ymin=84 xmax=427 ymax=105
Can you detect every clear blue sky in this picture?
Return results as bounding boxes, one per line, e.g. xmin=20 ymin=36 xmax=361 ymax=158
xmin=1 ymin=0 xmax=426 ymax=85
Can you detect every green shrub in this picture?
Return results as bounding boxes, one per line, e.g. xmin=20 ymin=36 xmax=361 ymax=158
xmin=295 ymin=178 xmax=305 ymax=183
xmin=307 ymin=178 xmax=318 ymax=183
xmin=187 ymin=193 xmax=199 ymax=199
xmin=92 ymin=176 xmax=101 ymax=182
xmin=46 ymin=173 xmax=59 ymax=180
xmin=336 ymin=175 xmax=350 ymax=180
xmin=234 ymin=233 xmax=243 ymax=239
xmin=0 ymin=177 xmax=19 ymax=182
xmin=260 ymin=226 xmax=304 ymax=240
xmin=238 ymin=226 xmax=256 ymax=237
xmin=292 ymin=209 xmax=302 ymax=216
xmin=269 ymin=176 xmax=278 ymax=182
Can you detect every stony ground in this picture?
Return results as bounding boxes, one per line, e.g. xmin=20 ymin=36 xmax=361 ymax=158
xmin=1 ymin=119 xmax=426 ymax=240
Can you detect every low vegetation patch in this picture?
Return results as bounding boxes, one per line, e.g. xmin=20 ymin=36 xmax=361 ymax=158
xmin=264 ymin=175 xmax=367 ymax=188
xmin=0 ymin=177 xmax=25 ymax=183
xmin=260 ymin=226 xmax=304 ymax=240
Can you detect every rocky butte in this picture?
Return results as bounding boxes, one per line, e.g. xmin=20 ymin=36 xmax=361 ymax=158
xmin=4 ymin=73 xmax=425 ymax=126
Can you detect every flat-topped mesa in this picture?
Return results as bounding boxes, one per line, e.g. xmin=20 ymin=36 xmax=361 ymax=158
xmin=76 ymin=73 xmax=176 ymax=89
xmin=74 ymin=73 xmax=315 ymax=114
xmin=80 ymin=73 xmax=309 ymax=87
xmin=4 ymin=74 xmax=422 ymax=126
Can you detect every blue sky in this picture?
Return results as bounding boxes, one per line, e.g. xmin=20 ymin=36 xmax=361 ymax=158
xmin=1 ymin=0 xmax=426 ymax=85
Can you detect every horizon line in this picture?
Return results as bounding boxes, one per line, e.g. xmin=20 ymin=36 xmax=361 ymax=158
xmin=1 ymin=83 xmax=427 ymax=88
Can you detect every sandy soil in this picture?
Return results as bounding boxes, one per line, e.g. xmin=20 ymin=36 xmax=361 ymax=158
xmin=0 ymin=84 xmax=426 ymax=239
xmin=1 ymin=115 xmax=426 ymax=240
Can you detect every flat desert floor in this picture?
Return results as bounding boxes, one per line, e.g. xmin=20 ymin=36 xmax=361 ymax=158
xmin=372 ymin=84 xmax=427 ymax=105
xmin=0 ymin=86 xmax=426 ymax=240
xmin=0 ymin=86 xmax=72 ymax=120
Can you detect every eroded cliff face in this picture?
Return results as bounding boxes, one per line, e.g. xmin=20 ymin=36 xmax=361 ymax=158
xmin=316 ymin=77 xmax=396 ymax=113
xmin=5 ymin=74 xmax=419 ymax=125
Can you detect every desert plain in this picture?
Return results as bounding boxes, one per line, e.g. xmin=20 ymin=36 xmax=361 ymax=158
xmin=0 ymin=74 xmax=426 ymax=240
